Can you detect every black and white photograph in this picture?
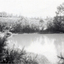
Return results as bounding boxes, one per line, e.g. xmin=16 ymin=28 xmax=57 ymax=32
xmin=0 ymin=0 xmax=64 ymax=64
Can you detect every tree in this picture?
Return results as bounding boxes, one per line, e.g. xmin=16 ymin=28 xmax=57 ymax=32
xmin=45 ymin=17 xmax=54 ymax=33
xmin=53 ymin=3 xmax=64 ymax=33
xmin=56 ymin=3 xmax=64 ymax=16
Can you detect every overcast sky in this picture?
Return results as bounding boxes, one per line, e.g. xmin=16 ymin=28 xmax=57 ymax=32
xmin=0 ymin=0 xmax=64 ymax=18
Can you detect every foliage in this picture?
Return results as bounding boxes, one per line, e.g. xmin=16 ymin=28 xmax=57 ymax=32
xmin=53 ymin=16 xmax=62 ymax=32
xmin=53 ymin=3 xmax=64 ymax=33
xmin=0 ymin=33 xmax=39 ymax=64
xmin=10 ymin=22 xmax=23 ymax=33
xmin=0 ymin=35 xmax=7 ymax=63
xmin=56 ymin=3 xmax=64 ymax=16
xmin=45 ymin=3 xmax=64 ymax=33
xmin=44 ymin=17 xmax=54 ymax=33
xmin=2 ymin=48 xmax=26 ymax=64
xmin=0 ymin=17 xmax=44 ymax=33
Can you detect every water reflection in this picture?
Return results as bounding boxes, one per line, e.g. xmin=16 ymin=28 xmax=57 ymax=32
xmin=9 ymin=34 xmax=64 ymax=64
xmin=25 ymin=36 xmax=57 ymax=63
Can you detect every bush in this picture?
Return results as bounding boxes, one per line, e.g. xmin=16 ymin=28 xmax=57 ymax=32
xmin=10 ymin=22 xmax=23 ymax=33
xmin=0 ymin=33 xmax=26 ymax=64
xmin=2 ymin=48 xmax=26 ymax=64
xmin=0 ymin=33 xmax=7 ymax=63
xmin=0 ymin=33 xmax=39 ymax=64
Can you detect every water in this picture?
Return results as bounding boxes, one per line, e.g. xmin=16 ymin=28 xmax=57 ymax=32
xmin=8 ymin=34 xmax=64 ymax=64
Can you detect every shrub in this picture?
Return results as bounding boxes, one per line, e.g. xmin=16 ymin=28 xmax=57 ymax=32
xmin=0 ymin=34 xmax=7 ymax=63
xmin=10 ymin=22 xmax=23 ymax=33
xmin=3 ymin=48 xmax=26 ymax=64
xmin=0 ymin=32 xmax=39 ymax=64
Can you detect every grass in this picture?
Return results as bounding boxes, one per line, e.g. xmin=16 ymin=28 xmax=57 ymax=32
xmin=0 ymin=32 xmax=39 ymax=64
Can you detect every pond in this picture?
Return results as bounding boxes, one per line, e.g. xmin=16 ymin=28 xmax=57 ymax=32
xmin=8 ymin=34 xmax=64 ymax=64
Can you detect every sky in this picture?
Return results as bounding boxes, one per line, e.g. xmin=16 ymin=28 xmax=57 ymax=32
xmin=0 ymin=0 xmax=64 ymax=18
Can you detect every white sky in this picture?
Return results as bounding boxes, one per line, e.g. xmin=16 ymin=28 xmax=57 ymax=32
xmin=0 ymin=0 xmax=64 ymax=18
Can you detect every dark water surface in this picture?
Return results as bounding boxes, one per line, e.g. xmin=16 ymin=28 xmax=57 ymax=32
xmin=8 ymin=34 xmax=64 ymax=64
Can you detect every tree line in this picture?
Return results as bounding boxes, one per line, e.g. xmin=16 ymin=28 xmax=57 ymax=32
xmin=0 ymin=3 xmax=64 ymax=33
